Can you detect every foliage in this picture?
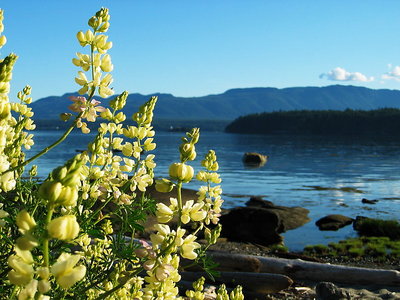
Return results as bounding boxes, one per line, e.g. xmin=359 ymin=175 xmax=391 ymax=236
xmin=225 ymin=108 xmax=400 ymax=135
xmin=0 ymin=8 xmax=243 ymax=299
xmin=354 ymin=218 xmax=400 ymax=240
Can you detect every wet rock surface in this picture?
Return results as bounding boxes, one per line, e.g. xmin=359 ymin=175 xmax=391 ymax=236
xmin=219 ymin=197 xmax=310 ymax=245
xmin=246 ymin=197 xmax=310 ymax=231
xmin=315 ymin=214 xmax=354 ymax=231
xmin=242 ymin=152 xmax=268 ymax=167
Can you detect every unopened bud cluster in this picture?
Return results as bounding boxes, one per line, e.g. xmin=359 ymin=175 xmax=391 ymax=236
xmin=38 ymin=155 xmax=85 ymax=207
xmin=74 ymin=7 xmax=113 ymax=98
xmin=179 ymin=128 xmax=200 ymax=162
xmin=132 ymin=96 xmax=157 ymax=127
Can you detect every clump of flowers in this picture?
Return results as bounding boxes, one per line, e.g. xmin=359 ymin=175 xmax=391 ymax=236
xmin=0 ymin=7 xmax=243 ymax=299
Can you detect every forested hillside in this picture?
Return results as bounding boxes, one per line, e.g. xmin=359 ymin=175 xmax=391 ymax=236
xmin=30 ymin=85 xmax=400 ymax=121
xmin=225 ymin=108 xmax=400 ymax=135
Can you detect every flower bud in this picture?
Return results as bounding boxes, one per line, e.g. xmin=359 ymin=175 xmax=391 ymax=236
xmin=88 ymin=16 xmax=98 ymax=28
xmin=134 ymin=248 xmax=148 ymax=258
xmin=179 ymin=143 xmax=197 ymax=161
xmin=52 ymin=167 xmax=68 ymax=181
xmin=0 ymin=35 xmax=6 ymax=48
xmin=76 ymin=31 xmax=86 ymax=46
xmin=61 ymin=172 xmax=81 ymax=187
xmin=37 ymin=267 xmax=50 ymax=280
xmin=60 ymin=113 xmax=72 ymax=121
xmin=98 ymin=22 xmax=110 ymax=32
xmin=0 ymin=102 xmax=10 ymax=119
xmin=85 ymin=29 xmax=94 ymax=42
xmin=169 ymin=163 xmax=194 ymax=182
xmin=100 ymin=54 xmax=113 ymax=72
xmin=47 ymin=215 xmax=79 ymax=241
xmin=114 ymin=111 xmax=126 ymax=123
xmin=28 ymin=165 xmax=38 ymax=177
xmin=38 ymin=279 xmax=51 ymax=293
xmin=143 ymin=260 xmax=155 ymax=271
xmin=0 ymin=171 xmax=16 ymax=192
xmin=38 ymin=181 xmax=63 ymax=203
xmin=16 ymin=210 xmax=36 ymax=233
xmin=155 ymin=179 xmax=175 ymax=193
xmin=57 ymin=186 xmax=79 ymax=207
xmin=16 ymin=234 xmax=39 ymax=251
xmin=100 ymin=108 xmax=113 ymax=120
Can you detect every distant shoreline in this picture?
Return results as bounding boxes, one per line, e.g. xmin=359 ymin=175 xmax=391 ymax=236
xmin=225 ymin=108 xmax=400 ymax=135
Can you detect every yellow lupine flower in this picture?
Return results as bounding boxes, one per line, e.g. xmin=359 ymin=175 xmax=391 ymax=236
xmin=180 ymin=234 xmax=200 ymax=260
xmin=155 ymin=178 xmax=174 ymax=193
xmin=100 ymin=54 xmax=113 ymax=72
xmin=0 ymin=170 xmax=16 ymax=192
xmin=16 ymin=233 xmax=39 ymax=251
xmin=47 ymin=215 xmax=79 ymax=241
xmin=0 ymin=35 xmax=6 ymax=48
xmin=7 ymin=248 xmax=34 ymax=286
xmin=155 ymin=203 xmax=174 ymax=223
xmin=51 ymin=253 xmax=86 ymax=289
xmin=16 ymin=210 xmax=36 ymax=234
xmin=169 ymin=163 xmax=194 ymax=182
xmin=17 ymin=279 xmax=38 ymax=300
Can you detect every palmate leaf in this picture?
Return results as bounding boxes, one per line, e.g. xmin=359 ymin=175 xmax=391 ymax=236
xmin=196 ymin=250 xmax=220 ymax=282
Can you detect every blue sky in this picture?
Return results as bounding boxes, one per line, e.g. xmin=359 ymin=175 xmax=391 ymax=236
xmin=1 ymin=1 xmax=400 ymax=101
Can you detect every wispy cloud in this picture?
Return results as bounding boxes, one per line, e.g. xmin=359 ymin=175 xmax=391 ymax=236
xmin=381 ymin=64 xmax=400 ymax=81
xmin=320 ymin=67 xmax=374 ymax=82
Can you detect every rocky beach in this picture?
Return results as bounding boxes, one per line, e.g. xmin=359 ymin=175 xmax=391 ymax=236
xmin=144 ymin=185 xmax=400 ymax=299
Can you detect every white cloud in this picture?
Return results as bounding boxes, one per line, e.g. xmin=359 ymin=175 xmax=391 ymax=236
xmin=381 ymin=65 xmax=400 ymax=81
xmin=320 ymin=67 xmax=374 ymax=82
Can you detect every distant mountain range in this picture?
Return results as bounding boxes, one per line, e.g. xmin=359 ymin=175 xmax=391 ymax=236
xmin=30 ymin=85 xmax=400 ymax=121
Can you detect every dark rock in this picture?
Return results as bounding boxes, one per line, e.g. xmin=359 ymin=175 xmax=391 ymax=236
xmin=353 ymin=216 xmax=369 ymax=232
xmin=220 ymin=198 xmax=311 ymax=246
xmin=246 ymin=197 xmax=310 ymax=232
xmin=316 ymin=214 xmax=354 ymax=231
xmin=246 ymin=196 xmax=275 ymax=208
xmin=362 ymin=198 xmax=379 ymax=204
xmin=219 ymin=207 xmax=283 ymax=246
xmin=316 ymin=282 xmax=351 ymax=300
xmin=242 ymin=152 xmax=268 ymax=167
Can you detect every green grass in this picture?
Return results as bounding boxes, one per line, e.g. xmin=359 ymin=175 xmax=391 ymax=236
xmin=303 ymin=237 xmax=400 ymax=260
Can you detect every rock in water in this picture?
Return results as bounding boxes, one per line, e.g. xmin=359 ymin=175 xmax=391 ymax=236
xmin=246 ymin=197 xmax=311 ymax=232
xmin=361 ymin=198 xmax=379 ymax=204
xmin=242 ymin=152 xmax=268 ymax=167
xmin=220 ymin=199 xmax=310 ymax=246
xmin=315 ymin=214 xmax=354 ymax=231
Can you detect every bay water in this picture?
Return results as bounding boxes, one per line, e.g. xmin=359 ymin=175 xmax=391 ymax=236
xmin=26 ymin=130 xmax=400 ymax=251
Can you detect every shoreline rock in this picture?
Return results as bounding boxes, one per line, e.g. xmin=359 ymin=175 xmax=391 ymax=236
xmin=219 ymin=197 xmax=310 ymax=246
xmin=315 ymin=214 xmax=354 ymax=231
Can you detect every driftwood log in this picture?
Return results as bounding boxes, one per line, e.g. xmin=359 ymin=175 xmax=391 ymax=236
xmin=178 ymin=280 xmax=268 ymax=300
xmin=181 ymin=271 xmax=293 ymax=294
xmin=208 ymin=251 xmax=400 ymax=286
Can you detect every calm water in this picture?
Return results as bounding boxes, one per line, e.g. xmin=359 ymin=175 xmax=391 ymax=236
xmin=26 ymin=130 xmax=400 ymax=251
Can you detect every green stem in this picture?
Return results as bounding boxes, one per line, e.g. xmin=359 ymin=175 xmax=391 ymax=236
xmin=96 ymin=282 xmax=126 ymax=300
xmin=8 ymin=286 xmax=17 ymax=300
xmin=81 ymin=195 xmax=113 ymax=227
xmin=1 ymin=112 xmax=83 ymax=177
xmin=43 ymin=207 xmax=54 ymax=267
xmin=176 ymin=181 xmax=183 ymax=227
